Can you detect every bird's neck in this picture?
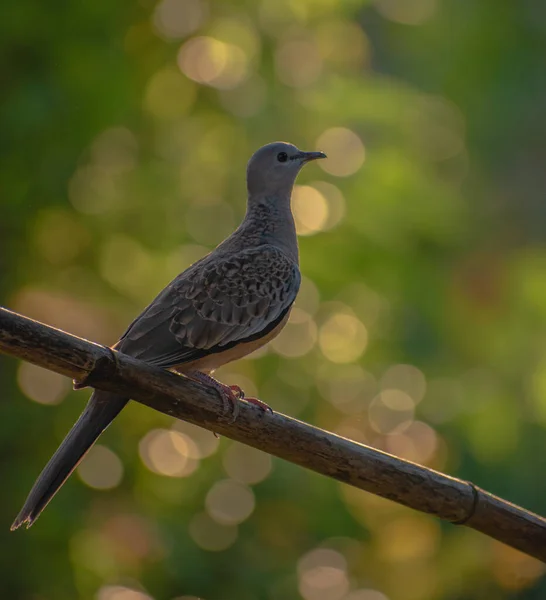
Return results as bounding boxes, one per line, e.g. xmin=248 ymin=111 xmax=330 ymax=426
xmin=236 ymin=193 xmax=299 ymax=263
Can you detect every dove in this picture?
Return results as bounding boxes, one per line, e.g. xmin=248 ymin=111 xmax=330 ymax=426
xmin=11 ymin=141 xmax=326 ymax=529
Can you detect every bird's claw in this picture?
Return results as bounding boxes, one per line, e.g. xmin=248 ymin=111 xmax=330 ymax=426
xmin=227 ymin=385 xmax=272 ymax=413
xmin=185 ymin=371 xmax=271 ymax=423
xmin=219 ymin=383 xmax=264 ymax=422
xmin=218 ymin=385 xmax=273 ymax=421
xmin=228 ymin=384 xmax=245 ymax=399
xmin=243 ymin=396 xmax=273 ymax=412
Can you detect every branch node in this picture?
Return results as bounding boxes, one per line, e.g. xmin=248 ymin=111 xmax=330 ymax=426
xmin=452 ymin=481 xmax=480 ymax=526
xmin=73 ymin=347 xmax=118 ymax=390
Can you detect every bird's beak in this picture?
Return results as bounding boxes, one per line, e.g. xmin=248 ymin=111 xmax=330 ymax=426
xmin=298 ymin=151 xmax=327 ymax=163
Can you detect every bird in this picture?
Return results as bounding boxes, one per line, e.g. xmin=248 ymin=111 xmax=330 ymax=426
xmin=11 ymin=141 xmax=326 ymax=530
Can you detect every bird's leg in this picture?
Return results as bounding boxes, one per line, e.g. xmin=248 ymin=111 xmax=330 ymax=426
xmin=224 ymin=383 xmax=273 ymax=412
xmin=185 ymin=371 xmax=272 ymax=420
xmin=239 ymin=395 xmax=273 ymax=412
xmin=185 ymin=371 xmax=242 ymax=421
xmin=224 ymin=385 xmax=273 ymax=413
xmin=228 ymin=384 xmax=245 ymax=399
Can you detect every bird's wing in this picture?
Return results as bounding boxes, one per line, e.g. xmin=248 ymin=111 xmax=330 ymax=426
xmin=116 ymin=245 xmax=300 ymax=368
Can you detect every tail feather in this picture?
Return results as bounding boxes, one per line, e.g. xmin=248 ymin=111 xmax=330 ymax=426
xmin=11 ymin=391 xmax=128 ymax=530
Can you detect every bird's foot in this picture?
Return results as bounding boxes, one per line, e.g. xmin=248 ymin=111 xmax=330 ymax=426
xmin=226 ymin=385 xmax=272 ymax=413
xmin=242 ymin=396 xmax=273 ymax=412
xmin=186 ymin=372 xmax=242 ymax=422
xmin=185 ymin=372 xmax=271 ymax=422
xmin=228 ymin=384 xmax=245 ymax=399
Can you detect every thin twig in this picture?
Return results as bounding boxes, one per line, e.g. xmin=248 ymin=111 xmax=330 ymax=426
xmin=1 ymin=306 xmax=545 ymax=562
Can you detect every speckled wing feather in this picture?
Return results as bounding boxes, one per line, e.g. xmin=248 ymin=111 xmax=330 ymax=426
xmin=116 ymin=245 xmax=300 ymax=368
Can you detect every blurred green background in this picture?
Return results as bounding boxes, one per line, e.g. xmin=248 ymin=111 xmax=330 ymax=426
xmin=2 ymin=0 xmax=546 ymax=598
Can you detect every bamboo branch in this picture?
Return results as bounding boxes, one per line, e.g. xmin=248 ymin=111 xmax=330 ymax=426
xmin=1 ymin=306 xmax=545 ymax=562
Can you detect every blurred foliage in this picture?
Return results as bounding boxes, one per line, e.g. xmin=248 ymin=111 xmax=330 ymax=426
xmin=2 ymin=0 xmax=546 ymax=598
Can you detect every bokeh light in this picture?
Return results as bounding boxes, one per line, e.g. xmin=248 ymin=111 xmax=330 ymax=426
xmin=314 ymin=20 xmax=370 ymax=71
xmin=144 ymin=68 xmax=197 ymax=119
xmin=171 ymin=420 xmax=220 ymax=458
xmin=205 ymin=479 xmax=255 ymax=525
xmin=292 ymin=185 xmax=329 ymax=236
xmin=99 ymin=513 xmax=163 ymax=566
xmin=69 ymin=166 xmax=121 ymax=215
xmin=343 ymin=591 xmax=389 ymax=600
xmin=12 ymin=287 xmax=113 ymax=343
xmin=222 ymin=442 xmax=272 ymax=484
xmin=317 ymin=365 xmax=377 ymax=414
xmin=90 ymin=127 xmax=138 ymax=171
xmin=258 ymin=0 xmax=307 ymax=36
xmin=491 ymin=543 xmax=546 ymax=591
xmin=319 ymin=311 xmax=368 ymax=363
xmin=310 ymin=181 xmax=346 ymax=230
xmin=17 ymin=362 xmax=69 ymax=405
xmin=380 ymin=364 xmax=427 ymax=403
xmin=218 ymin=75 xmax=267 ymax=117
xmin=375 ymin=0 xmax=437 ymax=25
xmin=210 ymin=17 xmax=261 ymax=60
xmin=96 ymin=586 xmax=153 ymax=600
xmin=271 ymin=307 xmax=317 ymax=357
xmin=178 ymin=37 xmax=249 ymax=89
xmin=152 ymin=0 xmax=207 ymax=40
xmin=189 ymin=511 xmax=238 ymax=551
xmin=295 ymin=276 xmax=321 ymax=315
xmin=368 ymin=390 xmax=415 ymax=435
xmin=139 ymin=429 xmax=199 ymax=477
xmin=377 ymin=515 xmax=440 ymax=562
xmin=275 ymin=39 xmax=323 ymax=88
xmin=384 ymin=421 xmax=439 ymax=465
xmin=297 ymin=548 xmax=349 ymax=600
xmin=32 ymin=209 xmax=90 ymax=265
xmin=316 ymin=128 xmax=365 ymax=177
xmin=77 ymin=445 xmax=124 ymax=490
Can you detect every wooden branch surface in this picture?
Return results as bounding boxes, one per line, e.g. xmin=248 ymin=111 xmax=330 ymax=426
xmin=1 ymin=306 xmax=545 ymax=562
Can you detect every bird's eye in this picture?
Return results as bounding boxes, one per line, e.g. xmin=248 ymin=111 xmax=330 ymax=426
xmin=277 ymin=152 xmax=288 ymax=163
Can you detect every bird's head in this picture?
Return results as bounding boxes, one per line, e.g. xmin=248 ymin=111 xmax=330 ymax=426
xmin=246 ymin=142 xmax=326 ymax=196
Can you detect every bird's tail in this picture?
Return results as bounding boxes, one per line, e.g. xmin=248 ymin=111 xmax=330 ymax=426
xmin=11 ymin=390 xmax=128 ymax=530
